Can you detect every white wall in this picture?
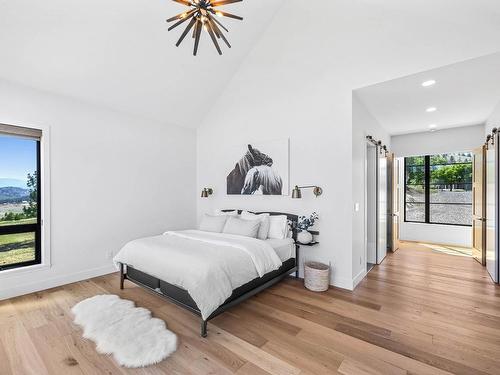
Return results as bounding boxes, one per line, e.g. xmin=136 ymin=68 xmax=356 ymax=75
xmin=391 ymin=124 xmax=485 ymax=157
xmin=391 ymin=125 xmax=484 ymax=247
xmin=196 ymin=1 xmax=500 ymax=290
xmin=400 ymin=221 xmax=471 ymax=247
xmin=0 ymin=79 xmax=197 ymax=299
xmin=352 ymin=93 xmax=390 ymax=287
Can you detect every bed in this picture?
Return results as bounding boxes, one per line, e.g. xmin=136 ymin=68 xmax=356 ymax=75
xmin=115 ymin=211 xmax=299 ymax=337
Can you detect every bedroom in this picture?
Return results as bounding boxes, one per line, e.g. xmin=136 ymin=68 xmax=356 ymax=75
xmin=1 ymin=1 xmax=500 ymax=374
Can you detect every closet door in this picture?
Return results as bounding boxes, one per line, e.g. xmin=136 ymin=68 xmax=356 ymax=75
xmin=387 ymin=154 xmax=400 ymax=252
xmin=377 ymin=150 xmax=388 ymax=264
xmin=366 ymin=144 xmax=378 ymax=265
xmin=486 ymin=137 xmax=498 ymax=282
xmin=472 ymin=146 xmax=486 ymax=265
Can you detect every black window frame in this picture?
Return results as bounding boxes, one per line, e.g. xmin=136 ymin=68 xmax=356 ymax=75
xmin=404 ymin=154 xmax=472 ymax=227
xmin=0 ymin=139 xmax=41 ymax=271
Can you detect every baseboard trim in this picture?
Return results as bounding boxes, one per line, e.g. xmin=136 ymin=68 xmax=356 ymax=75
xmin=352 ymin=269 xmax=367 ymax=289
xmin=283 ymin=273 xmax=355 ymax=291
xmin=0 ymin=263 xmax=357 ymax=299
xmin=331 ymin=275 xmax=354 ymax=291
xmin=400 ymin=239 xmax=471 ymax=248
xmin=0 ymin=264 xmax=117 ymax=301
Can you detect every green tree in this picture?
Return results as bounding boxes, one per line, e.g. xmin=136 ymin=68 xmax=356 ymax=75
xmin=406 ymin=156 xmax=424 ymax=166
xmin=1 ymin=211 xmax=24 ymax=222
xmin=407 ymin=167 xmax=424 ymax=185
xmin=22 ymin=172 xmax=38 ymax=218
xmin=406 ymin=157 xmax=425 ymax=185
xmin=431 ymin=164 xmax=472 ymax=191
xmin=430 ymin=154 xmax=448 ymax=165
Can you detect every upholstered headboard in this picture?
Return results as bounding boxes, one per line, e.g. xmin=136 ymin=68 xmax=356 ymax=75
xmin=221 ymin=210 xmax=298 ymax=241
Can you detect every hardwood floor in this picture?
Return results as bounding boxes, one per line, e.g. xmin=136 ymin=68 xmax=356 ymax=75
xmin=1 ymin=241 xmax=500 ymax=374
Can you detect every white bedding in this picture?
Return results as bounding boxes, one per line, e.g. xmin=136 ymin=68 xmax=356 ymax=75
xmin=113 ymin=230 xmax=282 ymax=320
xmin=265 ymin=238 xmax=295 ymax=261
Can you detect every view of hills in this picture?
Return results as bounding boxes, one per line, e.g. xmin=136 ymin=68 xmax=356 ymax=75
xmin=0 ymin=178 xmax=27 ymax=189
xmin=0 ymin=186 xmax=29 ymax=204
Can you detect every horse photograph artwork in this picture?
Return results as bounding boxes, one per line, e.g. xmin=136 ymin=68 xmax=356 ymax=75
xmin=226 ymin=139 xmax=289 ymax=195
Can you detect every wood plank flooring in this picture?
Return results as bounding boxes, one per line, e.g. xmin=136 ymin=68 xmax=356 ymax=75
xmin=1 ymin=241 xmax=500 ymax=374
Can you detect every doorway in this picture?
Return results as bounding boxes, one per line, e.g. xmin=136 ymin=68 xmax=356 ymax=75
xmin=355 ymin=53 xmax=500 ymax=285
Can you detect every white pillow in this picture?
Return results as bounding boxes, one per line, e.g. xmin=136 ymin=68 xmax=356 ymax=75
xmin=223 ymin=216 xmax=260 ymax=238
xmin=199 ymin=214 xmax=228 ymax=233
xmin=213 ymin=209 xmax=239 ymax=217
xmin=267 ymin=215 xmax=288 ymax=239
xmin=240 ymin=211 xmax=270 ymax=240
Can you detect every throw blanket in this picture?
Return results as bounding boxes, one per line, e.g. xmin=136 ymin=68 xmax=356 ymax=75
xmin=113 ymin=230 xmax=282 ymax=319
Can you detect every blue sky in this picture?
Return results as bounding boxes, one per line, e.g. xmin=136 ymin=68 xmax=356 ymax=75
xmin=0 ymin=135 xmax=37 ymax=188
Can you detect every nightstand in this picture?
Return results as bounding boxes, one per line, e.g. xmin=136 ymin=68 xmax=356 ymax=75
xmin=296 ymin=241 xmax=320 ymax=247
xmin=295 ymin=231 xmax=320 ymax=278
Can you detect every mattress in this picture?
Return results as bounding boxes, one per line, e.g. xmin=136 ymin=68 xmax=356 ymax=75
xmin=114 ymin=230 xmax=283 ymax=320
xmin=266 ymin=238 xmax=296 ymax=261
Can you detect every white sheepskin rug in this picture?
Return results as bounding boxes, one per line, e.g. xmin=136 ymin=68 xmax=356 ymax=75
xmin=72 ymin=294 xmax=177 ymax=368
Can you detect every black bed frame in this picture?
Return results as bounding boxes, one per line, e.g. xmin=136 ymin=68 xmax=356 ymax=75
xmin=118 ymin=210 xmax=299 ymax=337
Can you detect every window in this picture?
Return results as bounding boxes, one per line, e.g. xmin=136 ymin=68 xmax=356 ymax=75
xmin=404 ymin=152 xmax=472 ymax=226
xmin=0 ymin=125 xmax=42 ymax=271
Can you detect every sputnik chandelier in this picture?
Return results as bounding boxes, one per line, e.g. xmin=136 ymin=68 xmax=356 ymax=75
xmin=167 ymin=0 xmax=243 ymax=56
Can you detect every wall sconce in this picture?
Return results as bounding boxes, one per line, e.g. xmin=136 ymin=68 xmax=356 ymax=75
xmin=292 ymin=185 xmax=323 ymax=199
xmin=201 ymin=188 xmax=213 ymax=198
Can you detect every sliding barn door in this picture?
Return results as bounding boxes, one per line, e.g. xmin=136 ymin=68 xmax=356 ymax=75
xmin=486 ymin=135 xmax=499 ymax=283
xmin=377 ymin=150 xmax=388 ymax=264
xmin=391 ymin=154 xmax=400 ymax=252
xmin=366 ymin=144 xmax=377 ymax=265
xmin=472 ymin=146 xmax=486 ymax=265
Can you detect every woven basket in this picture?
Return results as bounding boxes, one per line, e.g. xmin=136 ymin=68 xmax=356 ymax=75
xmin=304 ymin=261 xmax=330 ymax=292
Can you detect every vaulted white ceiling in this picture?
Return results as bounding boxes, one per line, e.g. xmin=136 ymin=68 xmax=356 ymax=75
xmin=0 ymin=0 xmax=285 ymax=127
xmin=2 ymin=0 xmax=500 ymax=130
xmin=356 ymin=53 xmax=500 ymax=135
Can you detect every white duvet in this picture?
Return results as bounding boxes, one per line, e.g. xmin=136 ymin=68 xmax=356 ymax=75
xmin=113 ymin=230 xmax=283 ymax=320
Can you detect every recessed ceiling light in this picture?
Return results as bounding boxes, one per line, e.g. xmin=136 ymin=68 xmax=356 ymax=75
xmin=426 ymin=107 xmax=437 ymax=113
xmin=429 ymin=124 xmax=437 ymax=129
xmin=422 ymin=80 xmax=436 ymax=87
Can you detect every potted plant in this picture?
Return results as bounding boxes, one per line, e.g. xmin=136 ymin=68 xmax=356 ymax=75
xmin=297 ymin=212 xmax=319 ymax=244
